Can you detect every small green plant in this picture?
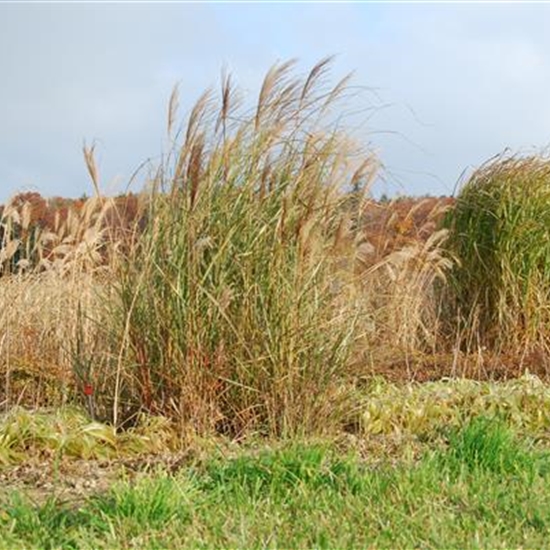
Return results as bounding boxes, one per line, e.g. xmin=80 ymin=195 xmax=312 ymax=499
xmin=201 ymin=444 xmax=363 ymax=497
xmin=443 ymin=153 xmax=550 ymax=351
xmin=441 ymin=416 xmax=538 ymax=476
xmin=0 ymin=494 xmax=82 ymax=550
xmin=92 ymin=471 xmax=192 ymax=532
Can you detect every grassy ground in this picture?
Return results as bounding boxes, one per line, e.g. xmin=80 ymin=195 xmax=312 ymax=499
xmin=1 ymin=417 xmax=550 ymax=549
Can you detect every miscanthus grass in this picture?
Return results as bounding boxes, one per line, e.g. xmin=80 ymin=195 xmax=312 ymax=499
xmin=106 ymin=59 xmax=378 ymax=436
xmin=0 ymin=194 xmax=117 ymax=412
xmin=443 ymin=153 xmax=550 ymax=354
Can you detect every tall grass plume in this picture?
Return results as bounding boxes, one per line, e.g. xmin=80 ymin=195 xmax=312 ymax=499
xmin=109 ymin=59 xmax=378 ymax=436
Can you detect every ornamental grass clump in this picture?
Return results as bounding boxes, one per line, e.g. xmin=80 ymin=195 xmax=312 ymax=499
xmin=111 ymin=59 xmax=377 ymax=436
xmin=443 ymin=154 xmax=550 ymax=352
xmin=0 ymin=189 xmax=120 ymax=412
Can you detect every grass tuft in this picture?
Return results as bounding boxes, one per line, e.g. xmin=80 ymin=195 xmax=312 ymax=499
xmin=443 ymin=153 xmax=550 ymax=352
xmin=107 ymin=59 xmax=376 ymax=436
xmin=441 ymin=415 xmax=540 ymax=477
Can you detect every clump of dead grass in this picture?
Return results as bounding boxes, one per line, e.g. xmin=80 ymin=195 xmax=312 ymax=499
xmin=352 ymin=198 xmax=454 ymax=370
xmin=0 ymin=186 xmax=122 ymax=412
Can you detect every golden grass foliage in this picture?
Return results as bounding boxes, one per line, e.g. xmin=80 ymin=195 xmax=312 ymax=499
xmin=0 ymin=190 xmax=119 ymax=411
xmin=360 ymin=373 xmax=550 ymax=437
xmin=12 ymin=60 xmax=547 ymax=440
xmin=0 ymin=272 xmax=102 ymax=405
xmin=0 ymin=407 xmax=176 ymax=465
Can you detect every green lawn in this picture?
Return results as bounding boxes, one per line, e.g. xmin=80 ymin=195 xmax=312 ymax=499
xmin=2 ymin=417 xmax=550 ymax=549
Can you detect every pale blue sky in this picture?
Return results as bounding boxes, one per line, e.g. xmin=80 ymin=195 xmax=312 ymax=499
xmin=1 ymin=3 xmax=549 ymax=203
